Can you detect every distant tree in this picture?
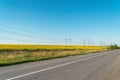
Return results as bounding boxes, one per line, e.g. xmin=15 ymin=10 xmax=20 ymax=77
xmin=108 ymin=44 xmax=120 ymax=50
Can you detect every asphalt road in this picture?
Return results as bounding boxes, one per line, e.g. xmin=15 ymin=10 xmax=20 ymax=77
xmin=0 ymin=50 xmax=120 ymax=80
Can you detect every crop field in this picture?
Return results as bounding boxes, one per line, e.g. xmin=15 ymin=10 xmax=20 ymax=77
xmin=0 ymin=44 xmax=108 ymax=67
xmin=0 ymin=44 xmax=107 ymax=50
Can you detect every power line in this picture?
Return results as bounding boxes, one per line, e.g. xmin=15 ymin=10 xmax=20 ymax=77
xmin=65 ymin=39 xmax=68 ymax=49
xmin=0 ymin=36 xmax=63 ymax=44
xmin=0 ymin=24 xmax=64 ymax=42
xmin=69 ymin=38 xmax=72 ymax=47
xmin=0 ymin=26 xmax=87 ymax=45
xmin=0 ymin=24 xmax=107 ymax=46
xmin=83 ymin=39 xmax=86 ymax=48
xmin=0 ymin=28 xmax=64 ymax=44
xmin=64 ymin=38 xmax=72 ymax=49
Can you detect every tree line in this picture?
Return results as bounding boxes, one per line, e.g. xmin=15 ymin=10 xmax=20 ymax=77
xmin=108 ymin=44 xmax=120 ymax=50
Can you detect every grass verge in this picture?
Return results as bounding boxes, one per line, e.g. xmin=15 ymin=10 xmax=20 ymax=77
xmin=0 ymin=49 xmax=107 ymax=67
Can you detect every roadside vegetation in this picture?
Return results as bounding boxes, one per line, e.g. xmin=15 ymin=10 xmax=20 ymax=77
xmin=108 ymin=44 xmax=120 ymax=50
xmin=0 ymin=44 xmax=107 ymax=67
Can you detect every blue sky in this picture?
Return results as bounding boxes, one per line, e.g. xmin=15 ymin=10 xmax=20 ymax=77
xmin=0 ymin=0 xmax=120 ymax=45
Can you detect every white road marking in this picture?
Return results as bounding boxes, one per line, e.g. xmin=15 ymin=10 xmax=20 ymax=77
xmin=6 ymin=52 xmax=111 ymax=80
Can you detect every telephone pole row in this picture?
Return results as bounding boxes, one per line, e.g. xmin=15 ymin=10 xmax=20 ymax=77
xmin=65 ymin=38 xmax=72 ymax=49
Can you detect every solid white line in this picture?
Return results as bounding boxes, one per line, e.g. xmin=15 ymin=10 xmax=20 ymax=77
xmin=6 ymin=52 xmax=111 ymax=80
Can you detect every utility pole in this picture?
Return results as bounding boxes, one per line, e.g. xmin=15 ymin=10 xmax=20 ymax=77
xmin=100 ymin=41 xmax=106 ymax=49
xmin=103 ymin=41 xmax=106 ymax=47
xmin=100 ymin=41 xmax=103 ymax=47
xmin=88 ymin=39 xmax=90 ymax=46
xmin=65 ymin=39 xmax=68 ymax=49
xmin=65 ymin=38 xmax=72 ymax=49
xmin=69 ymin=38 xmax=71 ymax=47
xmin=83 ymin=39 xmax=86 ymax=48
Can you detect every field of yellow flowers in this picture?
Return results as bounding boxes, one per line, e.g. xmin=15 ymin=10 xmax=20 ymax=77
xmin=0 ymin=44 xmax=106 ymax=50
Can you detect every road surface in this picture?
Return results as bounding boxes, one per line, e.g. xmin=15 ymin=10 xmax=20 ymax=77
xmin=0 ymin=50 xmax=120 ymax=80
